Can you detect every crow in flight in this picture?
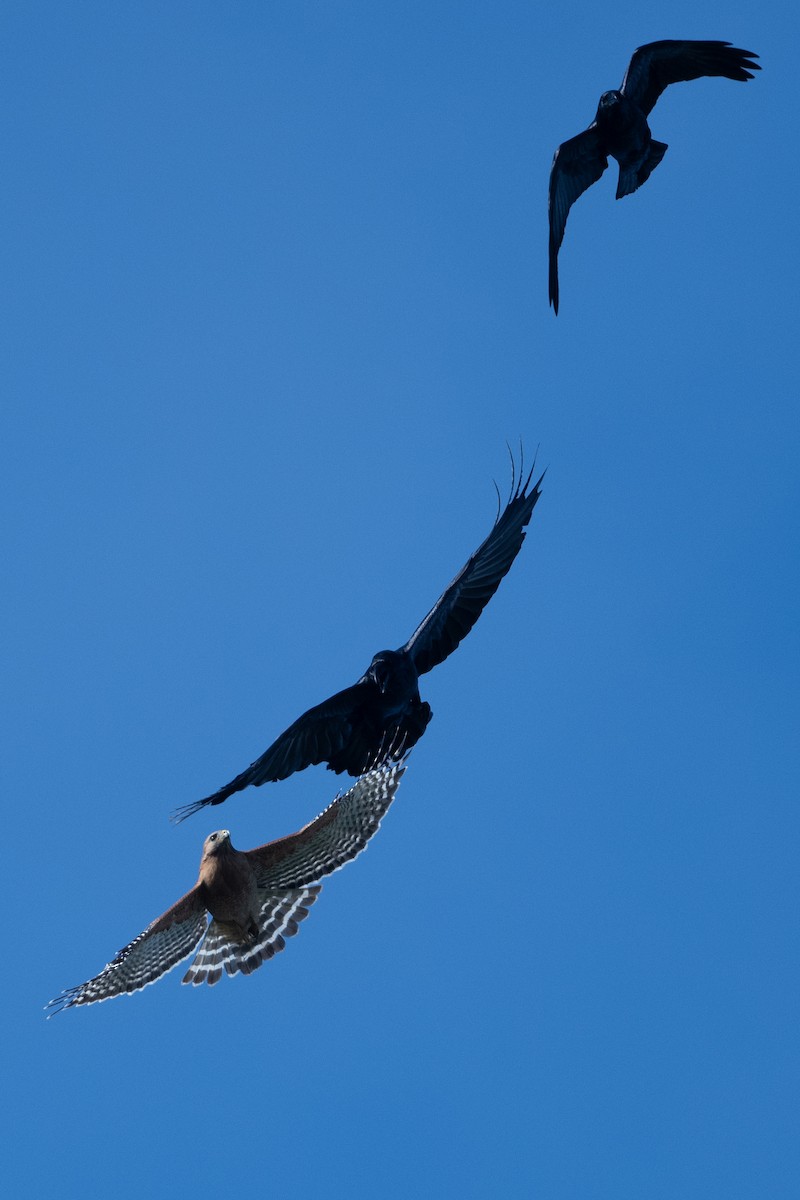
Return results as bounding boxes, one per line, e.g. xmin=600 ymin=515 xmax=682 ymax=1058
xmin=548 ymin=40 xmax=760 ymax=313
xmin=173 ymin=455 xmax=543 ymax=822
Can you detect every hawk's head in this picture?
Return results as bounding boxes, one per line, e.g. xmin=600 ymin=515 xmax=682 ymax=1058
xmin=203 ymin=830 xmax=232 ymax=857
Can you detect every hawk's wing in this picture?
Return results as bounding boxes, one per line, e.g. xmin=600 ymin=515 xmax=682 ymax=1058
xmin=172 ymin=680 xmax=371 ymax=822
xmin=246 ymin=760 xmax=406 ymax=889
xmin=620 ymin=40 xmax=760 ymax=118
xmin=548 ymin=126 xmax=608 ymax=314
xmin=401 ymin=458 xmax=544 ymax=674
xmin=183 ymin=886 xmax=321 ymax=986
xmin=46 ymin=888 xmax=208 ymax=1014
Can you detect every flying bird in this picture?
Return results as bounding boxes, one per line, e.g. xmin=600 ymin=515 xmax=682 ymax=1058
xmin=548 ymin=39 xmax=760 ymax=313
xmin=46 ymin=761 xmax=405 ymax=1013
xmin=173 ymin=453 xmax=544 ymax=823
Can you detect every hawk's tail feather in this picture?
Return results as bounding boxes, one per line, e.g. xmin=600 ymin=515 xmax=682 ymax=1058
xmin=182 ymin=886 xmax=321 ymax=986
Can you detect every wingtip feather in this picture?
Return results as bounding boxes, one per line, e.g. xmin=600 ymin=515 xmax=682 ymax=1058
xmin=169 ymin=798 xmax=212 ymax=825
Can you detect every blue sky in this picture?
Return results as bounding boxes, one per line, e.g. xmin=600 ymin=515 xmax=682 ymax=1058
xmin=4 ymin=3 xmax=797 ymax=1197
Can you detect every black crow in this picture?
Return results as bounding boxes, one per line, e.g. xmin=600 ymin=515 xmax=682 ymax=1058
xmin=548 ymin=40 xmax=760 ymax=313
xmin=173 ymin=456 xmax=544 ymax=821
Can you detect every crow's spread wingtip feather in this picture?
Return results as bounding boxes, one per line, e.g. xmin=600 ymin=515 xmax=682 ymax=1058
xmin=170 ymin=797 xmax=213 ymax=825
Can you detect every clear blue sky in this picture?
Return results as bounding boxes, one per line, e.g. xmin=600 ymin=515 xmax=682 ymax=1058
xmin=4 ymin=3 xmax=797 ymax=1198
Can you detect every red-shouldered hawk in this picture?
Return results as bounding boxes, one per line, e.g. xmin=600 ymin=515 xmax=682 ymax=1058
xmin=46 ymin=761 xmax=405 ymax=1014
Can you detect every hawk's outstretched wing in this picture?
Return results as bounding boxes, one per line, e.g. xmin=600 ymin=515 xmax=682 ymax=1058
xmin=46 ymin=888 xmax=208 ymax=1014
xmin=246 ymin=760 xmax=406 ymax=889
xmin=620 ymin=40 xmax=760 ymax=118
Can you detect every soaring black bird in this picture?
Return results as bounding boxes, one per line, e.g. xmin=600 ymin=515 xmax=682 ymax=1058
xmin=173 ymin=455 xmax=544 ymax=822
xmin=548 ymin=40 xmax=760 ymax=313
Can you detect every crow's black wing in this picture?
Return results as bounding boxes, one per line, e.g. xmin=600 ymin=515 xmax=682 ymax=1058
xmin=548 ymin=126 xmax=607 ymax=313
xmin=620 ymin=40 xmax=759 ymax=118
xmin=401 ymin=458 xmax=544 ymax=677
xmin=171 ymin=680 xmax=372 ymax=822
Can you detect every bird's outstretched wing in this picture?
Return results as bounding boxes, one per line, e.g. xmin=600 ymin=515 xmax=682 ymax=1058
xmin=46 ymin=889 xmax=208 ymax=1014
xmin=548 ymin=127 xmax=608 ymax=313
xmin=620 ymin=40 xmax=760 ymax=118
xmin=171 ymin=681 xmax=370 ymax=823
xmin=247 ymin=760 xmax=406 ymax=889
xmin=401 ymin=456 xmax=544 ymax=674
xmin=183 ymin=886 xmax=320 ymax=986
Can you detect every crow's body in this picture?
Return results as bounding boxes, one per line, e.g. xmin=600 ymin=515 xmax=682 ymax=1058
xmin=173 ymin=457 xmax=544 ymax=822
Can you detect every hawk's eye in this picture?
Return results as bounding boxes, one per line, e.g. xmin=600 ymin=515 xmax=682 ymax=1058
xmin=209 ymin=833 xmax=217 ymax=842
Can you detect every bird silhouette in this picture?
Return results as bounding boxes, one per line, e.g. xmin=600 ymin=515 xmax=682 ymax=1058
xmin=548 ymin=40 xmax=760 ymax=314
xmin=47 ymin=762 xmax=405 ymax=1012
xmin=172 ymin=453 xmax=544 ymax=822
